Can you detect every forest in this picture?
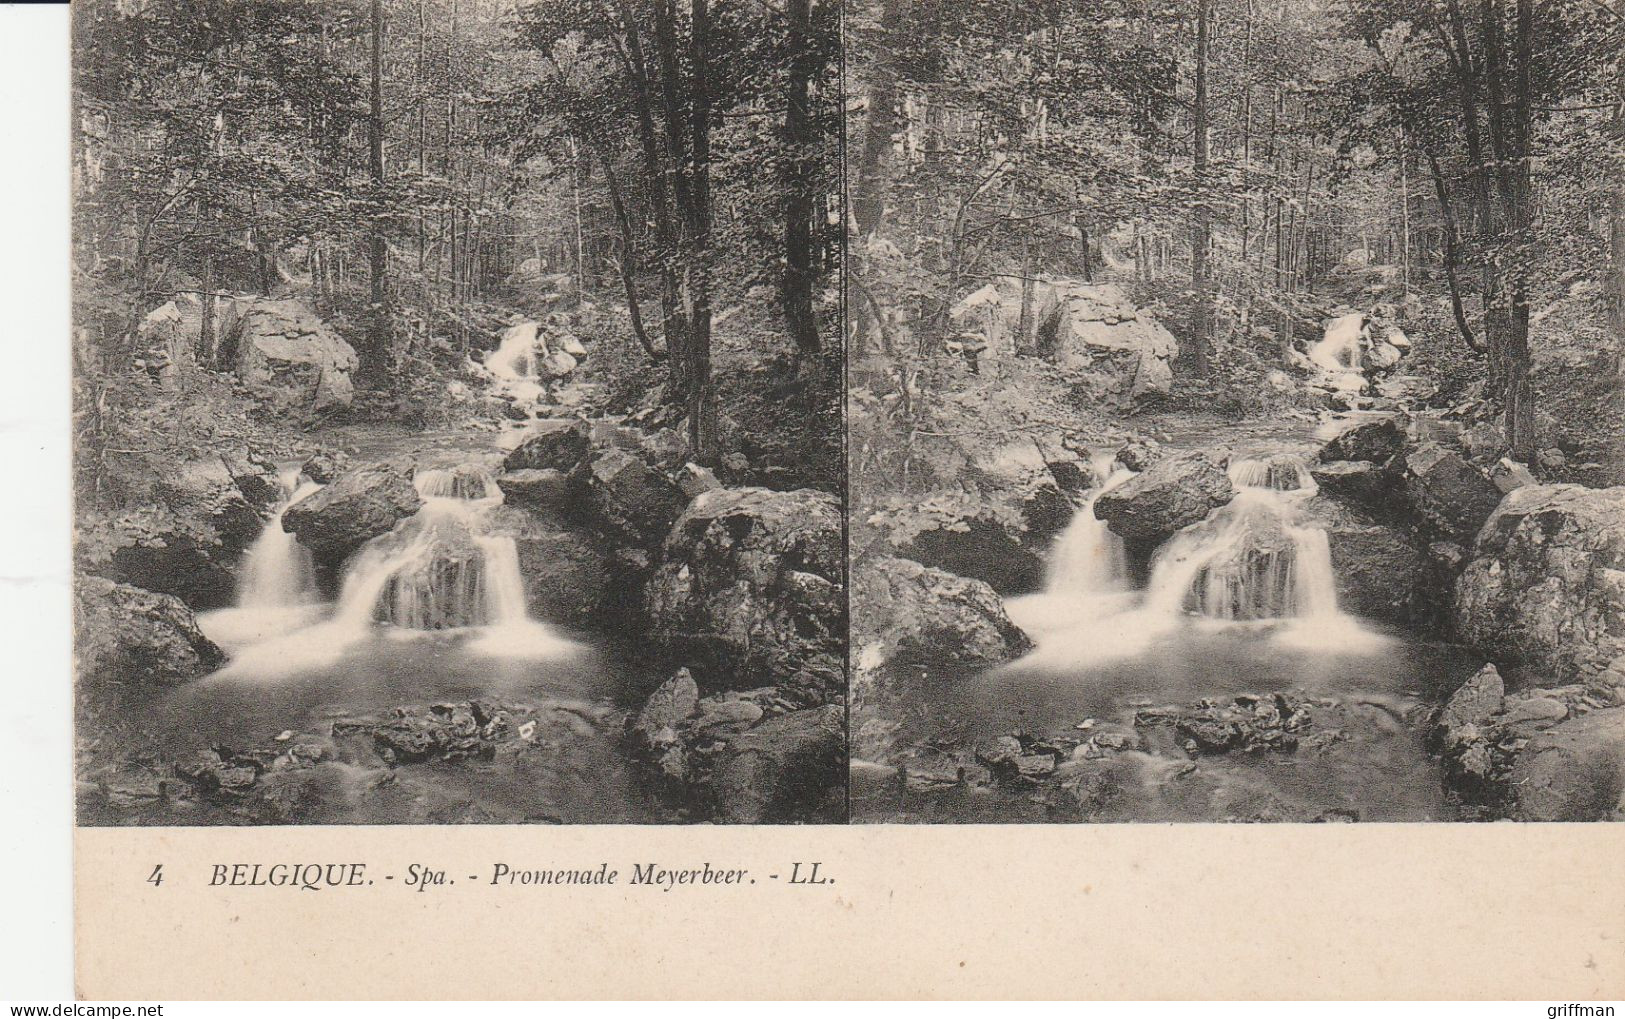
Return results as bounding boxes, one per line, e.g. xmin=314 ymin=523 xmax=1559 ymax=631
xmin=849 ymin=0 xmax=1625 ymax=824
xmin=71 ymin=0 xmax=846 ymax=826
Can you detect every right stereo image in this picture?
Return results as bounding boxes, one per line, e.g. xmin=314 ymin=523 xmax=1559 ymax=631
xmin=846 ymin=0 xmax=1625 ymax=824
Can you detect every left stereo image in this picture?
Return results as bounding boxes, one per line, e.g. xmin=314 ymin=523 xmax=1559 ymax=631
xmin=70 ymin=0 xmax=846 ymax=826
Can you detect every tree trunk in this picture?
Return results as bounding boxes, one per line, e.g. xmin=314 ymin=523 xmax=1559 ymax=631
xmin=1182 ymin=0 xmax=1212 ymax=379
xmin=364 ymin=0 xmax=389 ymax=385
xmin=780 ymin=0 xmax=821 ymax=364
xmin=595 ymin=140 xmax=660 ymax=360
xmin=685 ymin=0 xmax=716 ymax=464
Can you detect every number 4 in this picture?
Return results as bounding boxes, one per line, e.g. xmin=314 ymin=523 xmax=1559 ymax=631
xmin=146 ymin=864 xmax=164 ymax=887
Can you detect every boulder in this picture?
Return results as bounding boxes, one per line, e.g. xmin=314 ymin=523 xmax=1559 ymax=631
xmin=1093 ymin=452 xmax=1234 ymax=543
xmin=645 ymin=487 xmax=843 ymax=689
xmin=853 ymin=556 xmax=1032 ymax=703
xmin=1403 ymin=443 xmax=1505 ymax=543
xmin=1301 ymin=495 xmax=1429 ymax=625
xmin=950 ymin=278 xmax=1177 ymax=398
xmin=712 ymin=705 xmax=845 ymax=823
xmin=579 ymin=448 xmax=688 ymax=550
xmin=1508 ymin=707 xmax=1625 ymax=822
xmin=1317 ymin=417 xmax=1407 ymax=464
xmin=629 ymin=668 xmax=700 ymax=748
xmin=1044 ymin=282 xmax=1179 ymax=399
xmin=495 ymin=468 xmax=576 ymax=513
xmin=282 ymin=457 xmax=422 ymax=567
xmin=1435 ymin=663 xmax=1506 ymax=739
xmin=74 ymin=575 xmax=224 ymax=688
xmin=503 ymin=420 xmax=592 ymax=473
xmin=675 ymin=463 xmax=722 ymax=500
xmin=1115 ymin=439 xmax=1163 ymax=472
xmin=1308 ymin=460 xmax=1402 ymax=515
xmin=506 ymin=518 xmax=618 ymax=628
xmin=299 ymin=449 xmax=352 ymax=485
xmin=1455 ymin=484 xmax=1625 ymax=680
xmin=1489 ymin=458 xmax=1538 ymax=494
xmin=221 ymin=298 xmax=359 ymax=413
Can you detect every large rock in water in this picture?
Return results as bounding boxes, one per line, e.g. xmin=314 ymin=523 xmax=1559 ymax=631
xmin=1403 ymin=443 xmax=1504 ymax=543
xmin=576 ymin=448 xmax=687 ymax=550
xmin=853 ymin=556 xmax=1031 ymax=697
xmin=1300 ymin=495 xmax=1431 ymax=625
xmin=221 ymin=298 xmax=359 ymax=413
xmin=1093 ymin=452 xmax=1234 ymax=543
xmin=74 ymin=575 xmax=223 ymax=688
xmin=1456 ymin=484 xmax=1625 ymax=680
xmin=645 ymin=487 xmax=843 ymax=694
xmin=282 ymin=457 xmax=422 ymax=566
xmin=503 ymin=420 xmax=591 ymax=473
xmin=84 ymin=448 xmax=279 ymax=610
xmin=1508 ymin=707 xmax=1625 ymax=821
xmin=1317 ymin=417 xmax=1407 ymax=464
xmin=712 ymin=705 xmax=845 ymax=824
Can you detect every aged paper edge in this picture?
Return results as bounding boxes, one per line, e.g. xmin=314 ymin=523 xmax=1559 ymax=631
xmin=76 ymin=822 xmax=1624 ymax=1000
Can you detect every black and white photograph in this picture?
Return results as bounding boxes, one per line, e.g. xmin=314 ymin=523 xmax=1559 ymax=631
xmin=848 ymin=0 xmax=1625 ymax=824
xmin=70 ymin=0 xmax=846 ymax=826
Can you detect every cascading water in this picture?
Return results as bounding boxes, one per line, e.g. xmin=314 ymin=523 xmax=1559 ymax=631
xmin=1226 ymin=453 xmax=1316 ymax=494
xmin=1045 ymin=458 xmax=1134 ymax=595
xmin=197 ymin=470 xmax=325 ymax=648
xmin=1007 ymin=444 xmax=1380 ymax=669
xmin=1306 ymin=312 xmax=1371 ymax=401
xmin=484 ymin=321 xmax=548 ymax=409
xmin=238 ymin=470 xmax=321 ymax=607
xmin=208 ymin=462 xmax=573 ymax=678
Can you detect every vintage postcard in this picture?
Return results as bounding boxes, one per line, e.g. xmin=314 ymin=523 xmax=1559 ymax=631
xmin=57 ymin=0 xmax=1625 ymax=1001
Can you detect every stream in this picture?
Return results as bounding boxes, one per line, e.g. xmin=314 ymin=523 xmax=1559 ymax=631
xmin=855 ymin=317 xmax=1488 ymax=824
xmin=80 ymin=328 xmax=678 ymax=826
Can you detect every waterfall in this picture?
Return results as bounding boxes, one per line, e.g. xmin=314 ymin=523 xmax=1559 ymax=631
xmin=1306 ymin=312 xmax=1371 ymax=400
xmin=206 ymin=462 xmax=575 ymax=677
xmin=197 ymin=470 xmax=325 ymax=649
xmin=1045 ymin=465 xmax=1133 ymax=595
xmin=484 ymin=321 xmax=548 ymax=409
xmin=1006 ymin=444 xmax=1383 ymax=670
xmin=486 ymin=321 xmax=542 ymax=380
xmin=238 ymin=470 xmax=322 ymax=608
xmin=1144 ymin=489 xmax=1317 ymax=621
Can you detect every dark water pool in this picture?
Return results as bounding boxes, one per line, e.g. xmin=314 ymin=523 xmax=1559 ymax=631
xmin=854 ymin=617 xmax=1485 ymax=824
xmin=80 ymin=618 xmax=675 ymax=826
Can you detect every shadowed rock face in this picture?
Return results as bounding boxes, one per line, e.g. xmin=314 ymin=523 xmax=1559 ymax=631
xmin=852 ymin=555 xmax=1032 ymax=709
xmin=1403 ymin=443 xmax=1506 ymax=543
xmin=1456 ymin=484 xmax=1625 ymax=682
xmin=281 ymin=457 xmax=422 ymax=567
xmin=645 ymin=486 xmax=843 ymax=697
xmin=1317 ymin=417 xmax=1407 ymax=465
xmin=75 ymin=574 xmax=224 ymax=687
xmin=1509 ymin=707 xmax=1625 ymax=821
xmin=574 ymin=448 xmax=687 ymax=550
xmin=1093 ymin=452 xmax=1235 ymax=544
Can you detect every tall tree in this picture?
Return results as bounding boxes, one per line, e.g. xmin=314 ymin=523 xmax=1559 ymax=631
xmin=365 ymin=0 xmax=389 ymax=384
xmin=781 ymin=0 xmax=822 ymax=365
